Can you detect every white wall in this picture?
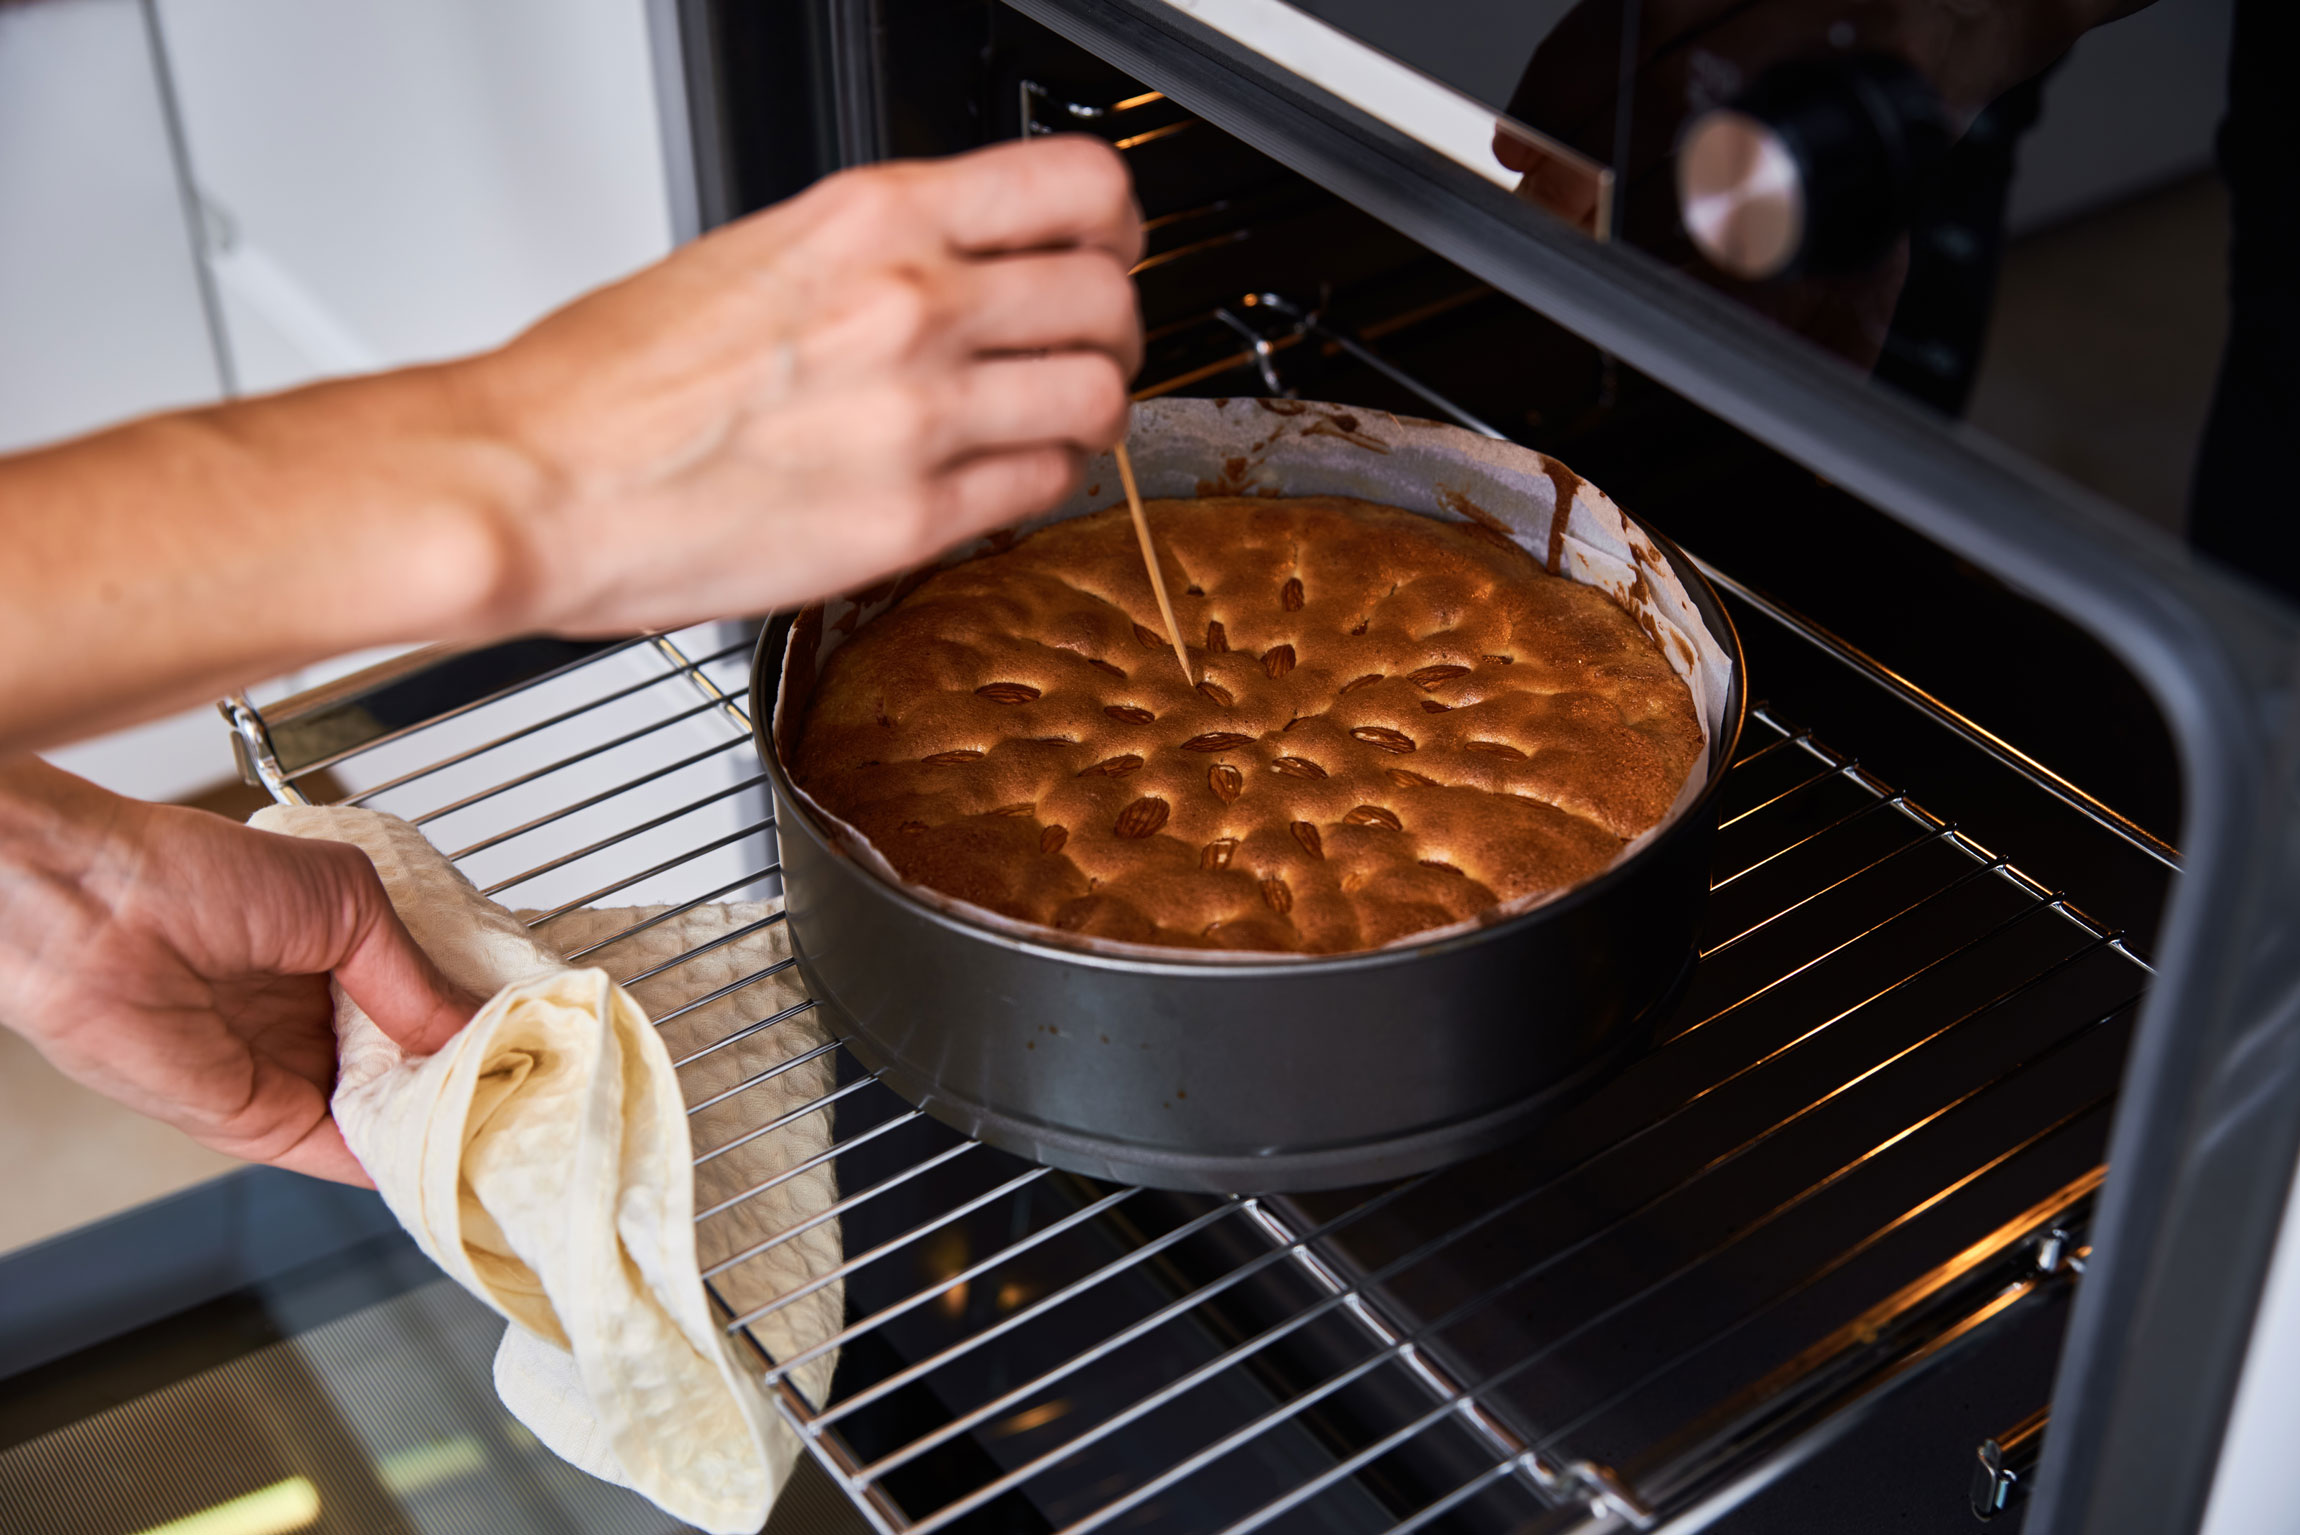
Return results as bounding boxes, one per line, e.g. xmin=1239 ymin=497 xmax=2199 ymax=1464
xmin=1 ymin=0 xmax=676 ymax=802
xmin=2201 ymin=1145 xmax=2300 ymax=1535
xmin=0 ymin=0 xmax=221 ymax=455
xmin=156 ymin=0 xmax=674 ymax=394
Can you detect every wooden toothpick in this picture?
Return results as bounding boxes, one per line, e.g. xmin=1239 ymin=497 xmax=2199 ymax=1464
xmin=1115 ymin=441 xmax=1194 ymax=688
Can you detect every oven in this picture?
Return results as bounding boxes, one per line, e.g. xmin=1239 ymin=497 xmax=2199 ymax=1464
xmin=58 ymin=2 xmax=2294 ymax=1532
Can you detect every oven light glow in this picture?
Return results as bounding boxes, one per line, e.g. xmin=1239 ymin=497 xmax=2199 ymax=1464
xmin=1113 ymin=121 xmax=1193 ymax=152
xmin=988 ymin=1399 xmax=1072 ymax=1438
xmin=377 ymin=1436 xmax=489 ymax=1498
xmin=129 ymin=1476 xmax=320 ymax=1535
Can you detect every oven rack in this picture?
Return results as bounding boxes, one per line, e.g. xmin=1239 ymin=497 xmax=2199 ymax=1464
xmin=1032 ymin=74 xmax=1510 ymax=429
xmin=224 ymin=617 xmax=2147 ymax=1535
xmin=222 ymin=340 xmax=2160 ymax=1535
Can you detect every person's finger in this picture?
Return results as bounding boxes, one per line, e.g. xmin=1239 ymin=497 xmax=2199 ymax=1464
xmin=919 ymin=137 xmax=1145 ymax=266
xmin=933 ymin=445 xmax=1088 ymax=543
xmin=196 ymin=1051 xmax=378 ymax=1187
xmin=948 ymin=249 xmax=1144 ymax=376
xmin=661 ymin=441 xmax=1085 ymax=622
xmin=264 ymin=1114 xmax=376 ymax=1188
xmin=934 ymin=352 xmax=1132 ymax=464
xmin=320 ymin=845 xmax=479 ymax=1056
xmin=784 ymin=207 xmax=1142 ymax=392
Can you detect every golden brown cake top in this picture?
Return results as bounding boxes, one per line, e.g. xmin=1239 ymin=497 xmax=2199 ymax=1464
xmin=791 ymin=495 xmax=1705 ymax=955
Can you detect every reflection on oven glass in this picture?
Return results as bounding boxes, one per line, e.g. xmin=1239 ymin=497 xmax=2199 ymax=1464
xmin=0 ymin=1279 xmax=676 ymax=1535
xmin=1233 ymin=0 xmax=2251 ymax=562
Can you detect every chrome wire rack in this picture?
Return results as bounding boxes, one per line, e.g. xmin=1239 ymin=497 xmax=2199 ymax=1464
xmin=225 ymin=593 xmax=2156 ymax=1535
xmin=221 ymin=188 xmax=2166 ymax=1520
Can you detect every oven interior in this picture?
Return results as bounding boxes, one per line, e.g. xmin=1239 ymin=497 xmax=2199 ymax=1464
xmin=193 ymin=3 xmax=2213 ymax=1530
xmin=836 ymin=1 xmax=2185 ymax=844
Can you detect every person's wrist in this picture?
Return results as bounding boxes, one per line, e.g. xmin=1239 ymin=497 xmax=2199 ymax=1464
xmin=383 ymin=359 xmax=563 ymax=644
xmin=431 ymin=346 xmax=593 ymax=639
xmin=143 ymin=364 xmax=557 ymax=657
xmin=0 ymin=755 xmax=126 ymax=844
xmin=0 ymin=758 xmax=139 ymax=952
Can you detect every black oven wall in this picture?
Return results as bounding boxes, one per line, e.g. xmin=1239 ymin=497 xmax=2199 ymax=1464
xmin=683 ymin=0 xmax=2181 ymax=847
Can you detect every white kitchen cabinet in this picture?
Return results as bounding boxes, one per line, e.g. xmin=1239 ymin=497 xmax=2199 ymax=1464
xmin=154 ymin=0 xmax=674 ymax=392
xmin=9 ymin=0 xmax=676 ymax=802
xmin=0 ymin=0 xmax=222 ymax=456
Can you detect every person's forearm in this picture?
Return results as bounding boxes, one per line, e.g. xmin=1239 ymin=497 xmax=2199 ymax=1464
xmin=0 ymin=362 xmax=539 ymax=753
xmin=0 ymin=141 xmax=1142 ymax=756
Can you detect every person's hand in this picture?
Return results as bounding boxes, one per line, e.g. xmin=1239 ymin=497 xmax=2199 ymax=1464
xmin=0 ymin=759 xmax=475 ymax=1185
xmin=466 ymin=133 xmax=1146 ymax=637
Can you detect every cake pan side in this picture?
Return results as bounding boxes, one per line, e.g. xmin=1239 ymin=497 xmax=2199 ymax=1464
xmin=748 ymin=527 xmax=1744 ymax=1192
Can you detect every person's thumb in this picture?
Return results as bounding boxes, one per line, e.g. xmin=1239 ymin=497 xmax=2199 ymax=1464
xmin=327 ymin=853 xmax=480 ymax=1056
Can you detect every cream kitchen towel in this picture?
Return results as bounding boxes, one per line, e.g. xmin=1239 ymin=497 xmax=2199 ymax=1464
xmin=520 ymin=896 xmax=845 ymax=1487
xmin=251 ymin=805 xmax=843 ymax=1535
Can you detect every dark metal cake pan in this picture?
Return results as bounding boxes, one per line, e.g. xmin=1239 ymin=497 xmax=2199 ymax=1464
xmin=749 ymin=407 xmax=1745 ymax=1192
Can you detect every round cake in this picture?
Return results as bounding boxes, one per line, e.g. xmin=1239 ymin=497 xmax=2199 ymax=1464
xmin=790 ymin=495 xmax=1705 ymax=955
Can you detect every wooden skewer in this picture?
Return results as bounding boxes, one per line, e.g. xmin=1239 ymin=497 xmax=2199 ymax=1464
xmin=1115 ymin=441 xmax=1194 ymax=688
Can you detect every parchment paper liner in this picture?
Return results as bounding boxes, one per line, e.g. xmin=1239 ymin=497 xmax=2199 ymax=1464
xmin=771 ymin=397 xmax=1736 ymax=966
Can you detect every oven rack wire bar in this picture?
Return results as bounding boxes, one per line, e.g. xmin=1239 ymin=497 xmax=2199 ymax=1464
xmin=1234 ymin=1195 xmax=1598 ymax=1516
xmin=826 ymin=1187 xmax=1428 ymax=1483
xmin=673 ymin=994 xmax=823 ymax=1074
xmin=289 ymin=633 xmax=660 ymax=782
xmin=1694 ymin=570 xmax=2179 ymax=875
xmin=378 ymin=636 xmax=757 ymax=811
xmin=563 ymin=863 xmax=790 ymax=962
xmin=688 ymin=1034 xmax=843 ymax=1126
xmin=421 ymin=696 xmax=746 ymax=831
xmin=222 ymin=334 xmax=2146 ymax=1535
xmin=813 ymin=1193 xmax=1277 ymax=1427
xmin=522 ymin=825 xmax=778 ymax=927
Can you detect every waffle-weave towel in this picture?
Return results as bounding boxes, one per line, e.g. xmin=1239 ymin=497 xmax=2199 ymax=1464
xmin=251 ymin=805 xmax=841 ymax=1534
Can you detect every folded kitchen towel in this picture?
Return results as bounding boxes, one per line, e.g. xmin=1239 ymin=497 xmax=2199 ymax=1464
xmin=251 ymin=805 xmax=843 ymax=1535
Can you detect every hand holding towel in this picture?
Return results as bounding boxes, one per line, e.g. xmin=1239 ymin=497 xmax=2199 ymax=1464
xmin=252 ymin=806 xmax=840 ymax=1534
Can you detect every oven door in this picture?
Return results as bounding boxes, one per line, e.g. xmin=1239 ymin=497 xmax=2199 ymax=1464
xmin=0 ymin=1169 xmax=721 ymax=1534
